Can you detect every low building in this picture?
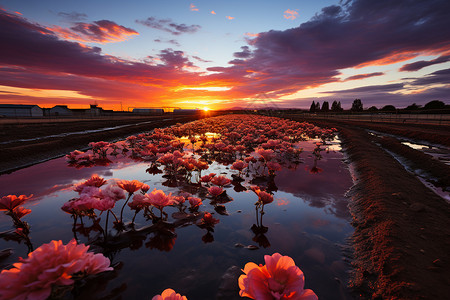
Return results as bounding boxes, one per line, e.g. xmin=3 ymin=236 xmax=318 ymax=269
xmin=0 ymin=104 xmax=43 ymax=117
xmin=49 ymin=105 xmax=73 ymax=116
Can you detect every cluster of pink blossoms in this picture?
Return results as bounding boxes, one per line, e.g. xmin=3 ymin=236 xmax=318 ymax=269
xmin=61 ymin=174 xmax=126 ymax=215
xmin=0 ymin=239 xmax=112 ymax=299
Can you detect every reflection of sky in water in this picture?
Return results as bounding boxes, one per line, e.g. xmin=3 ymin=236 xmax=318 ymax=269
xmin=0 ymin=138 xmax=353 ymax=299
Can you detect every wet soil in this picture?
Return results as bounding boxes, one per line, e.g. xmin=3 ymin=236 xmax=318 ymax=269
xmin=289 ymin=116 xmax=450 ymax=300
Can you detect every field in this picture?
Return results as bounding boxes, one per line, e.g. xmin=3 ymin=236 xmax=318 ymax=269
xmin=0 ymin=113 xmax=449 ymax=299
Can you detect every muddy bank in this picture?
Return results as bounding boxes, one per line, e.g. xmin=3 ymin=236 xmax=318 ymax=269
xmin=290 ymin=117 xmax=450 ymax=299
xmin=288 ymin=116 xmax=450 ymax=147
xmin=0 ymin=115 xmax=207 ymax=174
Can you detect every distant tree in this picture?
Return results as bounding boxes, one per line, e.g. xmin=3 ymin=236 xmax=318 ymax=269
xmin=381 ymin=105 xmax=396 ymax=111
xmin=424 ymin=100 xmax=445 ymax=110
xmin=331 ymin=101 xmax=338 ymax=111
xmin=309 ymin=101 xmax=316 ymax=112
xmin=321 ymin=101 xmax=329 ymax=112
xmin=367 ymin=106 xmax=378 ymax=111
xmin=404 ymin=103 xmax=421 ymax=110
xmin=315 ymin=102 xmax=321 ymax=111
xmin=351 ymin=99 xmax=363 ymax=112
xmin=331 ymin=101 xmax=343 ymax=111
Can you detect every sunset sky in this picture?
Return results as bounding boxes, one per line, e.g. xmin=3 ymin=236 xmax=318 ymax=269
xmin=1 ymin=0 xmax=449 ymax=111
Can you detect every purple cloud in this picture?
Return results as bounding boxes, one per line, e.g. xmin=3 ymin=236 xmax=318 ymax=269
xmin=136 ymin=17 xmax=201 ymax=35
xmin=57 ymin=11 xmax=88 ymax=21
xmin=210 ymin=0 xmax=450 ymax=101
xmin=344 ymin=72 xmax=384 ymax=81
xmin=400 ymin=55 xmax=450 ymax=72
xmin=323 ymin=83 xmax=404 ymax=94
xmin=154 ymin=38 xmax=180 ymax=47
xmin=407 ymin=68 xmax=450 ymax=86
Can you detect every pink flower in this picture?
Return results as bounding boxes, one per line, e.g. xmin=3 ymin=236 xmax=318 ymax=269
xmin=195 ymin=160 xmax=209 ymax=171
xmin=239 ymin=253 xmax=317 ymax=300
xmin=208 ymin=186 xmax=224 ymax=197
xmin=172 ymin=196 xmax=186 ymax=205
xmin=102 ymin=185 xmax=126 ymax=201
xmin=148 ymin=189 xmax=173 ymax=210
xmin=12 ymin=206 xmax=32 ymax=219
xmin=152 ymin=288 xmax=187 ymax=300
xmin=74 ymin=175 xmax=107 ymax=193
xmin=267 ymin=161 xmax=282 ymax=172
xmin=0 ymin=194 xmax=32 ymax=211
xmin=251 ymin=187 xmax=274 ymax=205
xmin=92 ymin=197 xmax=115 ymax=211
xmin=200 ymin=173 xmax=216 ymax=183
xmin=231 ymin=160 xmax=248 ymax=172
xmin=157 ymin=153 xmax=175 ymax=165
xmin=0 ymin=239 xmax=112 ymax=300
xmin=256 ymin=148 xmax=275 ymax=161
xmin=211 ymin=175 xmax=231 ymax=187
xmin=117 ymin=180 xmax=144 ymax=194
xmin=258 ymin=191 xmax=274 ymax=205
xmin=141 ymin=184 xmax=151 ymax=193
xmin=61 ymin=200 xmax=77 ymax=214
xmin=128 ymin=194 xmax=150 ymax=210
xmin=188 ymin=197 xmax=202 ymax=208
xmin=199 ymin=212 xmax=219 ymax=226
xmin=244 ymin=156 xmax=257 ymax=163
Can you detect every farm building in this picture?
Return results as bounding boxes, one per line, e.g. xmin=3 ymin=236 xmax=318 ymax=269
xmin=0 ymin=104 xmax=43 ymax=117
xmin=48 ymin=105 xmax=73 ymax=116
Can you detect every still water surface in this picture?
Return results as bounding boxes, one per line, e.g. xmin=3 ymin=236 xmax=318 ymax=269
xmin=0 ymin=138 xmax=354 ymax=299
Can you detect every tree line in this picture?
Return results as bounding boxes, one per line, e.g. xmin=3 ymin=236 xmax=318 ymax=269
xmin=309 ymin=99 xmax=449 ymax=113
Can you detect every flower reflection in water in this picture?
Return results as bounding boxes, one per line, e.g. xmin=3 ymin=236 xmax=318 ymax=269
xmin=0 ymin=115 xmax=354 ymax=298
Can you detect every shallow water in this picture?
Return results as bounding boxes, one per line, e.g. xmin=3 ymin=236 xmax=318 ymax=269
xmin=0 ymin=138 xmax=354 ymax=299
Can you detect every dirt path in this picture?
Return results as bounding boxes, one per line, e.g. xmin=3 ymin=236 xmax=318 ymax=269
xmin=289 ymin=116 xmax=450 ymax=299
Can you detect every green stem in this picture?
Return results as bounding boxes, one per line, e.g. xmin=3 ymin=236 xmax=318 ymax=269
xmin=120 ymin=193 xmax=132 ymax=222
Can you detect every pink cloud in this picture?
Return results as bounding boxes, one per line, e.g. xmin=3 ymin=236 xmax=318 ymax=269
xmin=283 ymin=9 xmax=298 ymax=20
xmin=190 ymin=4 xmax=199 ymax=11
xmin=226 ymin=16 xmax=234 ymax=20
xmin=50 ymin=20 xmax=138 ymax=43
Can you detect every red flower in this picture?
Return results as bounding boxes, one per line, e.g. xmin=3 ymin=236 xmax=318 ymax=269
xmin=0 ymin=194 xmax=32 ymax=211
xmin=117 ymin=180 xmax=144 ymax=194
